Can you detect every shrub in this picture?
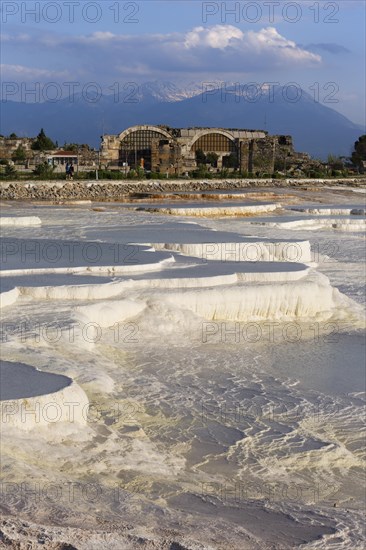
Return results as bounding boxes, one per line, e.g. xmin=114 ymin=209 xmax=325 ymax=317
xmin=146 ymin=171 xmax=161 ymax=179
xmin=275 ymin=172 xmax=286 ymax=179
xmin=4 ymin=164 xmax=17 ymax=178
xmin=33 ymin=162 xmax=56 ymax=178
xmin=190 ymin=168 xmax=212 ymax=179
xmin=12 ymin=145 xmax=27 ymax=162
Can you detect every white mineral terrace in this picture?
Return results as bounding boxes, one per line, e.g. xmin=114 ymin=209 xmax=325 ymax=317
xmin=70 ymin=270 xmax=357 ymax=326
xmin=2 ymin=262 xmax=311 ymax=303
xmin=0 ymin=238 xmax=175 ymax=277
xmin=0 ymin=216 xmax=42 ymax=226
xmin=151 ymin=240 xmax=312 ymax=263
xmin=257 ymin=218 xmax=366 ymax=232
xmin=0 ymin=202 xmax=364 ymax=439
xmin=0 ymin=189 xmax=365 ymax=549
xmin=0 ymin=361 xmax=89 ymax=431
xmin=0 ymin=237 xmax=360 ymax=325
xmin=0 ymin=214 xmax=362 ymax=326
xmin=290 ymin=206 xmax=366 ymax=215
xmin=0 ymin=286 xmax=20 ymax=309
xmin=139 ymin=203 xmax=281 ymax=216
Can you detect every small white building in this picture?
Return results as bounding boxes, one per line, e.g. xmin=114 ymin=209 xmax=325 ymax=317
xmin=48 ymin=151 xmax=78 ymax=168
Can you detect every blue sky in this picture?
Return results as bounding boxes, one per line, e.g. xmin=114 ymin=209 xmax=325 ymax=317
xmin=1 ymin=1 xmax=365 ymax=125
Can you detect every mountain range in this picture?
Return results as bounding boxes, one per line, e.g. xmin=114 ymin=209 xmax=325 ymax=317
xmin=1 ymin=81 xmax=363 ymax=159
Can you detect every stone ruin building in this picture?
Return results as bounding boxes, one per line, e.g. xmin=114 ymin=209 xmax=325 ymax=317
xmin=100 ymin=125 xmax=315 ymax=175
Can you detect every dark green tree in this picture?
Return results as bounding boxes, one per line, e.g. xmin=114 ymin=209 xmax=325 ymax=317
xmin=12 ymin=145 xmax=27 ymax=162
xmin=195 ymin=149 xmax=206 ymax=166
xmin=33 ymin=161 xmax=55 ymax=177
xmin=31 ymin=128 xmax=56 ymax=151
xmin=327 ymin=154 xmax=344 ymax=170
xmin=63 ymin=142 xmax=78 ymax=151
xmin=206 ymin=152 xmax=219 ymax=167
xmin=223 ymin=153 xmax=238 ymax=169
xmin=9 ymin=133 xmax=18 ymax=139
xmin=4 ymin=164 xmax=17 ymax=178
xmin=351 ymin=135 xmax=366 ymax=169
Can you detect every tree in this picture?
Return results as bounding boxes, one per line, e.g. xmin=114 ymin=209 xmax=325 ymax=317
xmin=9 ymin=133 xmax=18 ymax=139
xmin=195 ymin=149 xmax=206 ymax=166
xmin=64 ymin=142 xmax=91 ymax=151
xmin=12 ymin=145 xmax=27 ymax=162
xmin=223 ymin=153 xmax=238 ymax=169
xmin=327 ymin=154 xmax=346 ymax=175
xmin=206 ymin=152 xmax=219 ymax=167
xmin=351 ymin=135 xmax=366 ymax=170
xmin=31 ymin=128 xmax=56 ymax=151
xmin=63 ymin=143 xmax=78 ymax=151
xmin=327 ymin=154 xmax=344 ymax=170
xmin=33 ymin=161 xmax=55 ymax=177
xmin=4 ymin=164 xmax=17 ymax=178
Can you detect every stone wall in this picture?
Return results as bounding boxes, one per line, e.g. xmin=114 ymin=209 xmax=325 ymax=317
xmin=1 ymin=178 xmax=364 ymax=201
xmin=151 ymin=139 xmax=183 ymax=175
xmin=250 ymin=137 xmax=275 ymax=173
xmin=0 ymin=137 xmax=35 ymax=160
xmin=100 ymin=125 xmax=301 ymax=175
xmin=239 ymin=141 xmax=250 ymax=173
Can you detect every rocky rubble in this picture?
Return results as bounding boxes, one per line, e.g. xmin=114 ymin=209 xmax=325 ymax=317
xmin=0 ymin=178 xmax=365 ymax=201
xmin=0 ymin=516 xmax=211 ymax=550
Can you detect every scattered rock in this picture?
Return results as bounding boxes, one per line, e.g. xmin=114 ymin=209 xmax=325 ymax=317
xmin=0 ymin=178 xmax=365 ymax=202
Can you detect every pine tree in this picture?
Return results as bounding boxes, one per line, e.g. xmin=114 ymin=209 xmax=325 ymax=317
xmin=5 ymin=164 xmax=17 ymax=178
xmin=12 ymin=145 xmax=27 ymax=162
xmin=31 ymin=129 xmax=56 ymax=151
xmin=351 ymin=135 xmax=366 ymax=169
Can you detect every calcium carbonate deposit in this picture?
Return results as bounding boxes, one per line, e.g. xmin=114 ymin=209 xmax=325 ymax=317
xmin=0 ymin=187 xmax=365 ymax=549
xmin=0 ymin=215 xmax=42 ymax=227
xmin=141 ymin=202 xmax=281 ymax=216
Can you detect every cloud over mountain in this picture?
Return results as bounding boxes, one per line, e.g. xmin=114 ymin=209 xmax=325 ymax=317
xmin=305 ymin=43 xmax=351 ymax=55
xmin=1 ymin=25 xmax=321 ymax=83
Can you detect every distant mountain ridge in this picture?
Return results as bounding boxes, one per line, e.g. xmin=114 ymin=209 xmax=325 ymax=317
xmin=136 ymin=81 xmax=206 ymax=103
xmin=1 ymin=80 xmax=363 ymax=159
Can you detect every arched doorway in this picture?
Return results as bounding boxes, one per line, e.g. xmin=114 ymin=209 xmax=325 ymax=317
xmin=118 ymin=126 xmax=172 ymax=170
xmin=190 ymin=131 xmax=238 ymax=169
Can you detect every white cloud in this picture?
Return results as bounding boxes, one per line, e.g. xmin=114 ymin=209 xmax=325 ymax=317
xmin=1 ymin=33 xmax=31 ymax=42
xmin=0 ymin=64 xmax=70 ymax=80
xmin=184 ymin=25 xmax=244 ymax=49
xmin=91 ymin=31 xmax=116 ymax=41
xmin=183 ymin=26 xmax=320 ymax=64
xmin=1 ymin=25 xmax=322 ymax=83
xmin=248 ymin=27 xmax=321 ymax=63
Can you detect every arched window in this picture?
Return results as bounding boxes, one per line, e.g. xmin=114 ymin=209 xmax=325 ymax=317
xmin=191 ymin=133 xmax=236 ymax=153
xmin=120 ymin=129 xmax=169 ymax=169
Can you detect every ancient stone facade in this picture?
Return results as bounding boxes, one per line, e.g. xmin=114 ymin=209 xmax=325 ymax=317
xmin=100 ymin=125 xmax=307 ymax=175
xmin=0 ymin=137 xmax=35 ymax=161
xmin=151 ymin=139 xmax=184 ymax=176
